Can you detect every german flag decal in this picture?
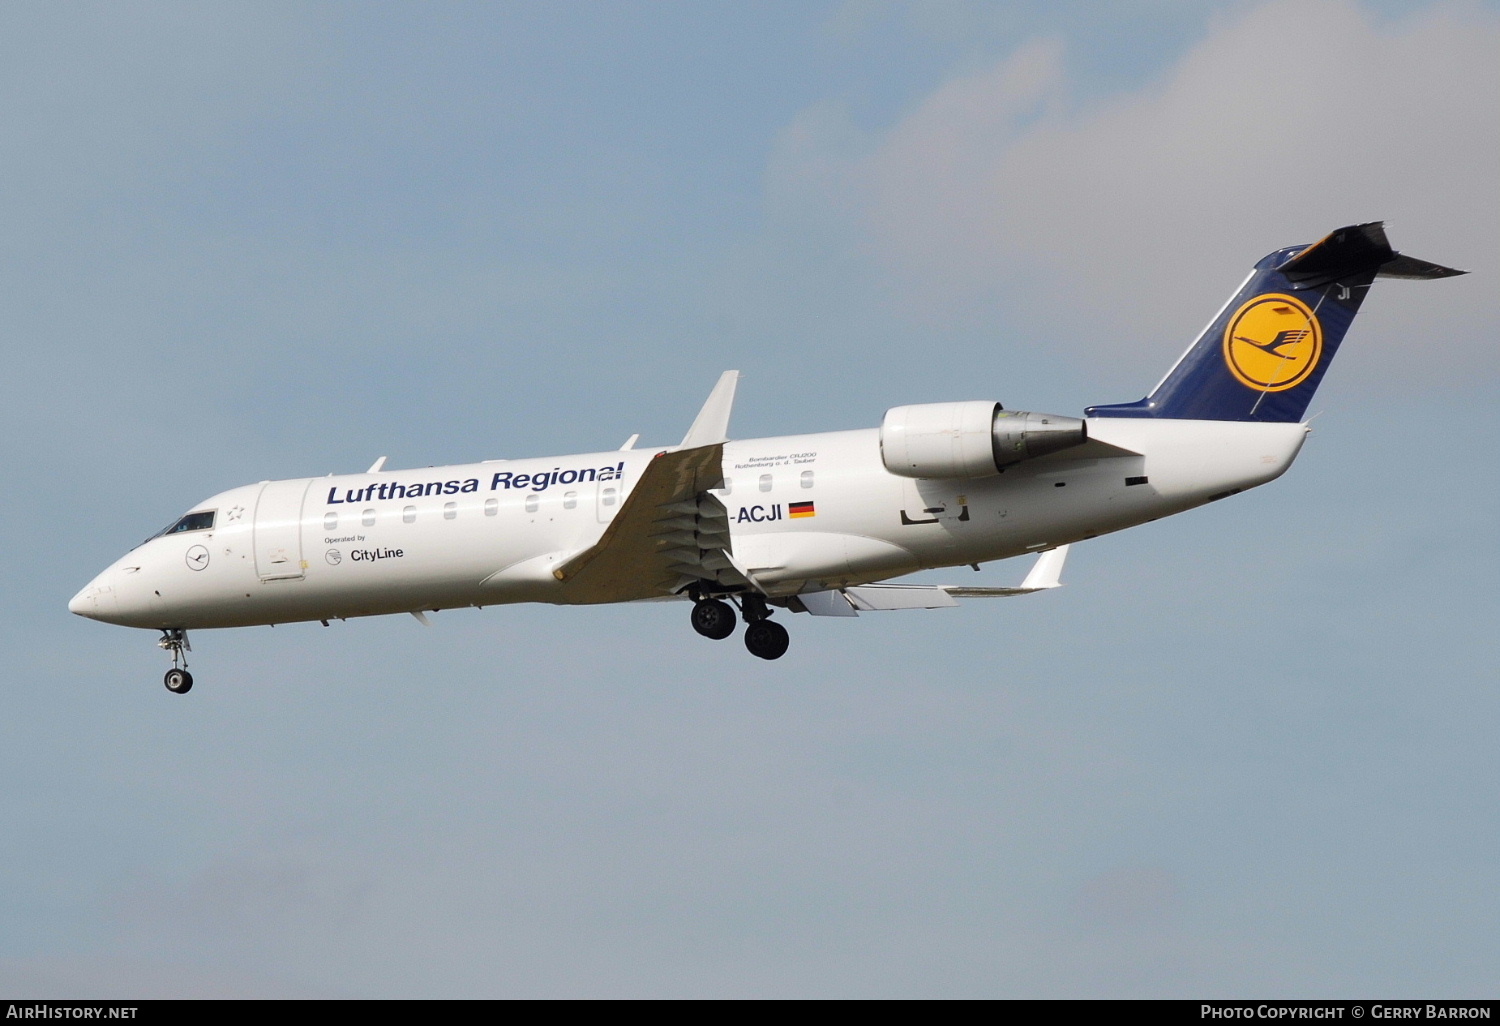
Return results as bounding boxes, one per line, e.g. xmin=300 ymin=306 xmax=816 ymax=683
xmin=788 ymin=501 xmax=816 ymax=518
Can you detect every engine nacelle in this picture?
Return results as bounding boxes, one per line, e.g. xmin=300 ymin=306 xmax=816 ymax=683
xmin=879 ymin=401 xmax=1087 ymax=479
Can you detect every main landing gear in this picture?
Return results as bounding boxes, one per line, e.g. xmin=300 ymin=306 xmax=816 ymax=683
xmin=690 ymin=598 xmax=737 ymax=640
xmin=744 ymin=619 xmax=789 ymax=661
xmin=158 ymin=629 xmax=193 ymax=694
xmin=689 ymin=592 xmax=790 ymax=660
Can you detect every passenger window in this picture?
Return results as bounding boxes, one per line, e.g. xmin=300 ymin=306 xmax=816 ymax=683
xmin=525 ymin=494 xmax=539 ymax=513
xmin=402 ymin=506 xmax=416 ymax=524
xmin=759 ymin=474 xmax=772 ymax=492
xmin=563 ymin=491 xmax=578 ymax=510
xmin=800 ymin=471 xmax=814 ymax=489
xmin=324 ymin=512 xmax=338 ymax=531
xmin=443 ymin=502 xmax=457 ymax=520
xmin=601 ymin=487 xmax=617 ymax=507
xmin=362 ymin=508 xmax=376 ymax=527
xmin=484 ymin=498 xmax=498 ymax=517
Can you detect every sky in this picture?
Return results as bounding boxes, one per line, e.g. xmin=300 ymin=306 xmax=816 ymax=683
xmin=1 ymin=0 xmax=1496 ymax=998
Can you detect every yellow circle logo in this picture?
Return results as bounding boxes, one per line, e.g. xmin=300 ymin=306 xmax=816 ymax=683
xmin=1223 ymin=293 xmax=1323 ymax=393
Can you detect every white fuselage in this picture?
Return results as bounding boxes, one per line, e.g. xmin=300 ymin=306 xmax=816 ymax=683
xmin=69 ymin=417 xmax=1308 ymax=631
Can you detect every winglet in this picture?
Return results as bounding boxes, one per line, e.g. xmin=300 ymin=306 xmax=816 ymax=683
xmin=679 ymin=371 xmax=739 ymax=448
xmin=367 ymin=456 xmax=387 ymax=474
xmin=1019 ymin=544 xmax=1069 ymax=590
xmin=939 ymin=544 xmax=1071 ymax=598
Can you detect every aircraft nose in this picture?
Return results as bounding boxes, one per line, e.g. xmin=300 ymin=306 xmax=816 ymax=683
xmin=68 ymin=571 xmax=118 ymax=621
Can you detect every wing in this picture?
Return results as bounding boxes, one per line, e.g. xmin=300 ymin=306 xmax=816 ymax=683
xmin=798 ymin=546 xmax=1070 ymax=616
xmin=944 ymin=544 xmax=1069 ymax=596
xmin=551 ymin=444 xmax=741 ymax=604
xmin=552 ymin=371 xmax=749 ymax=604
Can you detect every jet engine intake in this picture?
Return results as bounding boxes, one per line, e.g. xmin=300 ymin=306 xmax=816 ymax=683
xmin=879 ymin=401 xmax=1086 ymax=479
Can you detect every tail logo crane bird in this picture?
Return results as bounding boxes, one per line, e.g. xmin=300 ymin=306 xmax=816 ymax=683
xmin=1222 ymin=294 xmax=1324 ymax=393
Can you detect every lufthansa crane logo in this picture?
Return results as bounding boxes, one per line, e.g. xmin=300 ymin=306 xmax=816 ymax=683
xmin=1223 ymin=293 xmax=1323 ymax=393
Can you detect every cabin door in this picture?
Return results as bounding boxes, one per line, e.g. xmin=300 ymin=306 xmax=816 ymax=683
xmin=253 ymin=479 xmax=313 ymax=581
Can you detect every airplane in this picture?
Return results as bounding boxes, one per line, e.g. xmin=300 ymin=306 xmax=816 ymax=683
xmin=69 ymin=222 xmax=1463 ymax=693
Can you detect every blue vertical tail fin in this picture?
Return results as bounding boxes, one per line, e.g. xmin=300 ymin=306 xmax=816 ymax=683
xmin=1086 ymin=223 xmax=1464 ymax=423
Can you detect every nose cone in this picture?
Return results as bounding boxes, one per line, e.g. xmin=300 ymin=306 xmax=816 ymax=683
xmin=69 ymin=571 xmax=119 ymax=622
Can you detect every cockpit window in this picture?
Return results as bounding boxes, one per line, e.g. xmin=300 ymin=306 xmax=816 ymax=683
xmin=162 ymin=511 xmax=216 ymax=536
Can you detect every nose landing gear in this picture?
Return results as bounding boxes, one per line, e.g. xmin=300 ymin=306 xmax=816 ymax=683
xmin=158 ymin=629 xmax=193 ymax=694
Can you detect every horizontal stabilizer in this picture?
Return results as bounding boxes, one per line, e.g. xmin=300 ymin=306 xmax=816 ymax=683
xmin=1375 ymin=254 xmax=1466 ymax=280
xmin=1278 ymin=221 xmax=1392 ymax=284
xmin=1279 ymin=221 xmax=1466 ymax=285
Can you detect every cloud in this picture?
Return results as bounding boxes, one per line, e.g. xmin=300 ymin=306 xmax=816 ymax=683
xmin=772 ymin=0 xmax=1500 ymax=389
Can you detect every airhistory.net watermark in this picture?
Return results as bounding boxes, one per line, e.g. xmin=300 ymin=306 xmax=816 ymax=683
xmin=6 ymin=1007 xmax=137 ymax=1019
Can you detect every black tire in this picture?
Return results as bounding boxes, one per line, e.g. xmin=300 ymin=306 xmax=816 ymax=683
xmin=690 ymin=599 xmax=737 ymax=640
xmin=164 ymin=668 xmax=193 ymax=694
xmin=744 ymin=619 xmax=789 ymax=660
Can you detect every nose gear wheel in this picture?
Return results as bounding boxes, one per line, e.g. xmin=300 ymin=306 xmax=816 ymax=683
xmin=157 ymin=629 xmax=194 ymax=694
